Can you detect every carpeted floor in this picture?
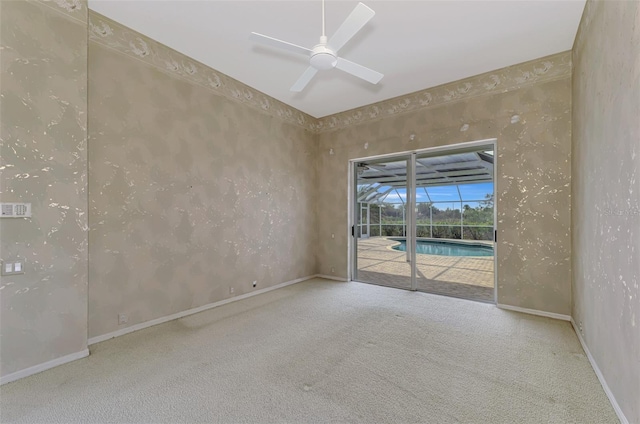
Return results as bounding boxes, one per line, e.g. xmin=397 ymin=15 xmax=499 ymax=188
xmin=0 ymin=278 xmax=617 ymax=423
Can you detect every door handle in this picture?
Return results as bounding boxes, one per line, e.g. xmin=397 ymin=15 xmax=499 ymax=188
xmin=406 ymin=212 xmax=411 ymax=263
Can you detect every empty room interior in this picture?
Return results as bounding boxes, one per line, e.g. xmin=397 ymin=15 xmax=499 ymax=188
xmin=0 ymin=0 xmax=638 ymax=422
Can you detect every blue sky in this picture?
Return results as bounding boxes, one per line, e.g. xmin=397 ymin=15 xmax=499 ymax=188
xmin=361 ymin=182 xmax=493 ymax=205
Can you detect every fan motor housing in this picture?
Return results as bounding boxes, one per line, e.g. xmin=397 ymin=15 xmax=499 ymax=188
xmin=310 ymin=45 xmax=337 ymax=70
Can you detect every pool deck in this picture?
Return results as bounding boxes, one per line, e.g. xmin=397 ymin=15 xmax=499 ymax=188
xmin=356 ymin=237 xmax=495 ymax=302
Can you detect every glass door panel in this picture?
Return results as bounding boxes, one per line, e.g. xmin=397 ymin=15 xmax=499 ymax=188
xmin=354 ymin=157 xmax=413 ymax=290
xmin=413 ymin=150 xmax=496 ymax=302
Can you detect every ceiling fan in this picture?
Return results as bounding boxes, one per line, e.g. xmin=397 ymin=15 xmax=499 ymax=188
xmin=250 ymin=1 xmax=384 ymax=92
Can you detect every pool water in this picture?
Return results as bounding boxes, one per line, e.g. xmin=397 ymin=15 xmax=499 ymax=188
xmin=392 ymin=240 xmax=493 ymax=257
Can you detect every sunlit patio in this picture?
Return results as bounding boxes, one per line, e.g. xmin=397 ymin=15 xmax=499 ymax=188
xmin=356 ymin=237 xmax=494 ymax=302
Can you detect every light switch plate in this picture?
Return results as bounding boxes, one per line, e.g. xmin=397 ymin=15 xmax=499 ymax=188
xmin=1 ymin=259 xmax=25 ymax=276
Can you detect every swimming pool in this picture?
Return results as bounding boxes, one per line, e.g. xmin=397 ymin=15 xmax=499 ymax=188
xmin=391 ymin=239 xmax=493 ymax=257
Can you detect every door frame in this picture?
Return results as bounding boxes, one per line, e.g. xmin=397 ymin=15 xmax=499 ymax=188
xmin=347 ymin=138 xmax=498 ymax=302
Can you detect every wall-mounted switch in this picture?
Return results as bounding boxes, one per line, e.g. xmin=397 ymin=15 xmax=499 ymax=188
xmin=1 ymin=259 xmax=25 ymax=276
xmin=1 ymin=203 xmax=31 ymax=218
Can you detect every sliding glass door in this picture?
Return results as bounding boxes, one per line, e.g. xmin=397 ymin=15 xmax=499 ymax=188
xmin=352 ymin=143 xmax=496 ymax=303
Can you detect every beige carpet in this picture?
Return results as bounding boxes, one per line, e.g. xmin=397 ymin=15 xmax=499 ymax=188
xmin=0 ymin=278 xmax=617 ymax=423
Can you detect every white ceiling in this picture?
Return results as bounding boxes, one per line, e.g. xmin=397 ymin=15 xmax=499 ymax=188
xmin=88 ymin=0 xmax=585 ymax=118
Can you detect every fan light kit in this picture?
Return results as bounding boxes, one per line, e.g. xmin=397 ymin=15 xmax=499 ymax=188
xmin=250 ymin=1 xmax=383 ymax=92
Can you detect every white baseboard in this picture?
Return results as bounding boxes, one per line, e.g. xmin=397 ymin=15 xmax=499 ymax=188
xmin=315 ymin=274 xmax=348 ymax=282
xmin=570 ymin=318 xmax=629 ymax=424
xmin=0 ymin=348 xmax=89 ymax=386
xmin=496 ymin=303 xmax=571 ymax=321
xmin=88 ymin=274 xmax=317 ymax=345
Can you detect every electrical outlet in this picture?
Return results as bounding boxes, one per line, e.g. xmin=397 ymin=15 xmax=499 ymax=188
xmin=252 ymin=281 xmax=257 ymax=288
xmin=331 ymin=267 xmax=335 ymax=273
xmin=229 ymin=287 xmax=235 ymax=294
xmin=579 ymin=321 xmax=584 ymax=335
xmin=331 ymin=233 xmax=335 ymax=239
xmin=118 ymin=313 xmax=128 ymax=325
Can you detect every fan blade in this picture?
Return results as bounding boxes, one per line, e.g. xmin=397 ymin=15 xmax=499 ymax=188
xmin=291 ymin=67 xmax=318 ymax=92
xmin=335 ymin=57 xmax=383 ymax=84
xmin=327 ymin=2 xmax=375 ymax=53
xmin=250 ymin=32 xmax=312 ymax=57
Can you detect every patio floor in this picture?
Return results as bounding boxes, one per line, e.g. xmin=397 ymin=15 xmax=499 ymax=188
xmin=356 ymin=237 xmax=495 ymax=302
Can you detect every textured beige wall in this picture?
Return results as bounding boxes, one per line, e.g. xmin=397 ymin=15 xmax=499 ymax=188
xmin=87 ymin=15 xmax=317 ymax=339
xmin=0 ymin=0 xmax=88 ymax=377
xmin=317 ymin=54 xmax=573 ymax=315
xmin=572 ymin=1 xmax=640 ymax=422
xmin=0 ymin=3 xmax=591 ymax=385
